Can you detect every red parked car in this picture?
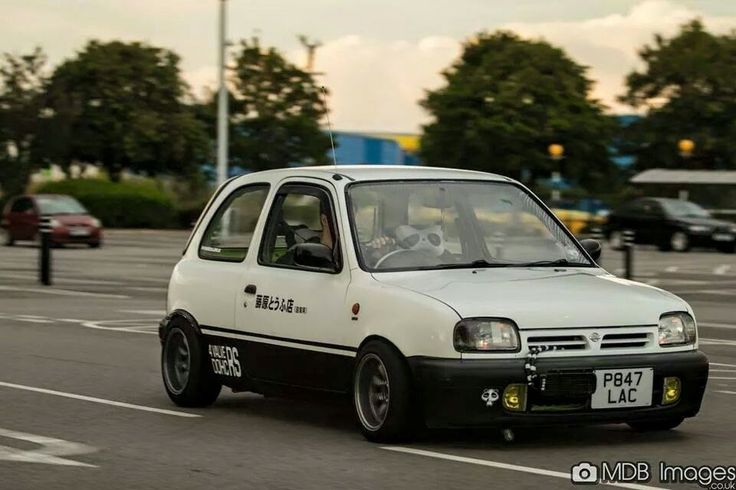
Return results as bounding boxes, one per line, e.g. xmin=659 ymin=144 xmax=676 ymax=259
xmin=1 ymin=194 xmax=103 ymax=247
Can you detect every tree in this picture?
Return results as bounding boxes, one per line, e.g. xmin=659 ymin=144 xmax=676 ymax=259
xmin=420 ymin=31 xmax=615 ymax=192
xmin=621 ymin=20 xmax=736 ymax=170
xmin=40 ymin=40 xmax=208 ymax=180
xmin=0 ymin=48 xmax=47 ymax=198
xmin=227 ymin=38 xmax=332 ymax=171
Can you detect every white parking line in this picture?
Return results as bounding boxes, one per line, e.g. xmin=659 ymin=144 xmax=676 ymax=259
xmin=0 ymin=285 xmax=129 ymax=299
xmin=709 ymin=377 xmax=736 ymax=380
xmin=0 ymin=381 xmax=200 ymax=418
xmin=711 ymin=370 xmax=736 ymax=373
xmin=700 ymin=322 xmax=736 ymax=330
xmin=381 ymin=447 xmax=665 ymax=490
xmin=715 ymin=390 xmax=736 ymax=395
xmin=0 ymin=427 xmax=97 ymax=467
xmin=714 ymin=265 xmax=732 ymax=275
xmin=712 ymin=362 xmax=736 ymax=368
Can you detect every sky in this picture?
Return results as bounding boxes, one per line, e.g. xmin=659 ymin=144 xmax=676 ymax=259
xmin=3 ymin=0 xmax=736 ymax=132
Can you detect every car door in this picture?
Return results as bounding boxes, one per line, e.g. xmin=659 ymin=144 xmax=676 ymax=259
xmin=9 ymin=197 xmax=37 ymax=240
xmin=235 ymin=179 xmax=353 ymax=391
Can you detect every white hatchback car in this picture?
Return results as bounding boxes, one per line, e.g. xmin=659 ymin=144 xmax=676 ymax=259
xmin=160 ymin=166 xmax=708 ymax=442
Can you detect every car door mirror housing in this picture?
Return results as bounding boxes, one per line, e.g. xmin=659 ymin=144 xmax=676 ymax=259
xmin=292 ymin=243 xmax=337 ymax=272
xmin=580 ymin=238 xmax=602 ymax=261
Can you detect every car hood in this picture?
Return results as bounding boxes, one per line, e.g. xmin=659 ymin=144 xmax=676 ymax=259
xmin=52 ymin=214 xmax=94 ymax=226
xmin=675 ymin=216 xmax=734 ymax=229
xmin=372 ymin=268 xmax=687 ymax=329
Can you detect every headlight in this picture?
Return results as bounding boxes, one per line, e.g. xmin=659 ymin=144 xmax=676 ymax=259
xmin=688 ymin=225 xmax=710 ymax=233
xmin=91 ymin=218 xmax=102 ymax=228
xmin=658 ymin=312 xmax=696 ymax=346
xmin=50 ymin=218 xmax=61 ymax=228
xmin=453 ymin=318 xmax=520 ymax=352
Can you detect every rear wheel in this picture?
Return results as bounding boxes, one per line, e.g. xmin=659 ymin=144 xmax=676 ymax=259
xmin=670 ymin=231 xmax=690 ymax=252
xmin=717 ymin=243 xmax=735 ymax=254
xmin=628 ymin=417 xmax=684 ymax=432
xmin=609 ymin=230 xmax=625 ymax=251
xmin=162 ymin=323 xmax=221 ymax=407
xmin=353 ymin=340 xmax=416 ymax=442
xmin=1 ymin=228 xmax=13 ymax=246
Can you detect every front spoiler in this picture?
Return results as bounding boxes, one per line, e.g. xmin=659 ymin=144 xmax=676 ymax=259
xmin=408 ymin=350 xmax=708 ymax=429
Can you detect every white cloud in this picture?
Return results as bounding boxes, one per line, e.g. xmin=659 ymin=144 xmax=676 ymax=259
xmin=183 ymin=0 xmax=736 ymax=132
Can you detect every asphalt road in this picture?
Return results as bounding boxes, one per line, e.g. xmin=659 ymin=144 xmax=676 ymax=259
xmin=1 ymin=230 xmax=734 ymax=489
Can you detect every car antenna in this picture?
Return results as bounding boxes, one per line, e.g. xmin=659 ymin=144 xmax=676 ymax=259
xmin=321 ymin=86 xmax=338 ymax=166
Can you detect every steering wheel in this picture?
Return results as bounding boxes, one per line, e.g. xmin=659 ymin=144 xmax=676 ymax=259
xmin=374 ymin=249 xmax=437 ymax=269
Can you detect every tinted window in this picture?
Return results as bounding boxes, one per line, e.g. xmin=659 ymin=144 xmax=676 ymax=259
xmin=259 ymin=185 xmax=339 ymax=270
xmin=11 ymin=198 xmax=33 ymax=213
xmin=199 ymin=185 xmax=270 ymax=262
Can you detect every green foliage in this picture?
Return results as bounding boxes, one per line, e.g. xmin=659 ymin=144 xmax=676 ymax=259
xmin=39 ymin=41 xmax=209 ymax=180
xmin=34 ymin=179 xmax=177 ymax=228
xmin=420 ymin=31 xmax=615 ymax=192
xmin=225 ymin=38 xmax=332 ymax=170
xmin=621 ymin=20 xmax=736 ymax=170
xmin=0 ymin=48 xmax=47 ymax=198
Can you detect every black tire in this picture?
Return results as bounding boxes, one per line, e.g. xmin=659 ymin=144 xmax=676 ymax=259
xmin=717 ymin=243 xmax=735 ymax=254
xmin=88 ymin=241 xmax=101 ymax=249
xmin=627 ymin=417 xmax=684 ymax=432
xmin=162 ymin=322 xmax=221 ymax=407
xmin=353 ymin=340 xmax=417 ymax=443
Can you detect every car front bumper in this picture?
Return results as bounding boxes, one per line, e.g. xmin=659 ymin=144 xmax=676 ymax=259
xmin=408 ymin=350 xmax=708 ymax=429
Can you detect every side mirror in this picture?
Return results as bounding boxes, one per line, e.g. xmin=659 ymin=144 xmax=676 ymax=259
xmin=292 ymin=243 xmax=337 ymax=272
xmin=580 ymin=238 xmax=602 ymax=261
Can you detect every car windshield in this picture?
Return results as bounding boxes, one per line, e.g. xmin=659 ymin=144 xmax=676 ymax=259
xmin=36 ymin=196 xmax=88 ymax=215
xmin=348 ymin=180 xmax=592 ymax=271
xmin=660 ymin=199 xmax=710 ymax=218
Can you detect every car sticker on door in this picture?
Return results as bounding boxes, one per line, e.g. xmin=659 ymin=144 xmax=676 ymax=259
xmin=253 ymin=294 xmax=307 ymax=314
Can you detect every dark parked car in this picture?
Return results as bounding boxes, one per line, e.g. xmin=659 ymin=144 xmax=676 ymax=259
xmin=607 ymin=197 xmax=735 ymax=253
xmin=1 ymin=194 xmax=103 ymax=247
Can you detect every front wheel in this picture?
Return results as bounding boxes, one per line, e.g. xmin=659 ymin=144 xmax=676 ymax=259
xmin=628 ymin=417 xmax=684 ymax=432
xmin=353 ymin=340 xmax=417 ymax=442
xmin=162 ymin=323 xmax=221 ymax=407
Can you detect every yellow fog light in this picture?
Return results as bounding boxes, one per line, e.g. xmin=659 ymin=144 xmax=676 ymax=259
xmin=662 ymin=377 xmax=681 ymax=405
xmin=503 ymin=384 xmax=527 ymax=411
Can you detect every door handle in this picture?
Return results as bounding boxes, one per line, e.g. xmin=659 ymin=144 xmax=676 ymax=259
xmin=244 ymin=284 xmax=257 ymax=295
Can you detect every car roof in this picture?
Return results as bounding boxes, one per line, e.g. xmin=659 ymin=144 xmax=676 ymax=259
xmin=234 ymin=165 xmax=512 ymax=184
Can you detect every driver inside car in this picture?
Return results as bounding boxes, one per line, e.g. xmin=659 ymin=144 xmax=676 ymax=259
xmin=362 ymin=224 xmax=447 ymax=268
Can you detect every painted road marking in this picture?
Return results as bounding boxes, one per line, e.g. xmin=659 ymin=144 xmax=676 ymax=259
xmin=711 ymin=369 xmax=736 ymax=373
xmin=664 ymin=266 xmax=679 ymax=273
xmin=700 ymin=338 xmax=736 ymax=347
xmin=712 ymin=362 xmax=736 ymax=368
xmin=709 ymin=377 xmax=736 ymax=380
xmin=0 ymin=285 xmax=129 ymax=299
xmin=715 ymin=390 xmax=736 ymax=395
xmin=382 ymin=447 xmax=665 ymax=490
xmin=0 ymin=427 xmax=96 ymax=467
xmin=81 ymin=319 xmax=158 ymax=335
xmin=714 ymin=265 xmax=732 ymax=275
xmin=700 ymin=322 xmax=736 ymax=330
xmin=0 ymin=381 xmax=200 ymax=418
xmin=118 ymin=309 xmax=166 ymax=315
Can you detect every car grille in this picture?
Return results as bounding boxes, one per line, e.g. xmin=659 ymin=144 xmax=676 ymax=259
xmin=600 ymin=332 xmax=650 ymax=349
xmin=539 ymin=371 xmax=596 ymax=396
xmin=527 ymin=334 xmax=587 ymax=351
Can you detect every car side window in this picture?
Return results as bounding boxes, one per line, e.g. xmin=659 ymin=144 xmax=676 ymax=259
xmin=259 ymin=185 xmax=340 ymax=271
xmin=199 ymin=184 xmax=270 ymax=262
xmin=11 ymin=198 xmax=32 ymax=213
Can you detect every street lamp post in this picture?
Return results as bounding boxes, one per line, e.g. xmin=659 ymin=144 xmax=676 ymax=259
xmin=216 ymin=0 xmax=229 ymax=186
xmin=548 ymin=143 xmax=564 ymax=201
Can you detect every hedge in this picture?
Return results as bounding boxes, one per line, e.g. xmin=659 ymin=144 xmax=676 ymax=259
xmin=34 ymin=179 xmax=178 ymax=228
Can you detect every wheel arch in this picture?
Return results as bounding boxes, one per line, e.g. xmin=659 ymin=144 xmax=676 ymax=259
xmin=158 ymin=309 xmax=201 ymax=344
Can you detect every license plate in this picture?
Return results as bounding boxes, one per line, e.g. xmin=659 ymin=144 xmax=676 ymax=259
xmin=713 ymin=233 xmax=734 ymax=242
xmin=591 ymin=368 xmax=653 ymax=409
xmin=69 ymin=227 xmax=90 ymax=237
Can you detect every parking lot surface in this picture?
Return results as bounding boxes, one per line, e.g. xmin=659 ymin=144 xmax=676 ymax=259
xmin=1 ymin=230 xmax=734 ymax=489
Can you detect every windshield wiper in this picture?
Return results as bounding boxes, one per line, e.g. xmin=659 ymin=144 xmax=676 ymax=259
xmin=512 ymin=258 xmax=590 ymax=267
xmin=433 ymin=259 xmax=514 ymax=269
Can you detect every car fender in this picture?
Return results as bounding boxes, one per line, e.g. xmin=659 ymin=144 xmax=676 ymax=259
xmin=346 ymin=274 xmax=461 ymax=359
